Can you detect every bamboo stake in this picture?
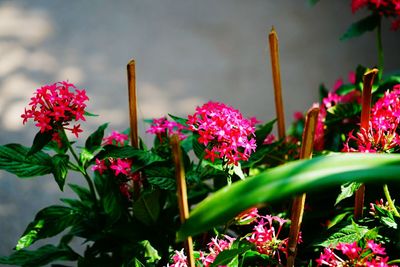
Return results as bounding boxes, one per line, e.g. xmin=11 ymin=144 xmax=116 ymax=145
xmin=354 ymin=68 xmax=379 ymax=219
xmin=269 ymin=26 xmax=286 ymax=138
xmin=127 ymin=59 xmax=141 ymax=199
xmin=127 ymin=59 xmax=139 ymax=148
xmin=171 ymin=135 xmax=195 ymax=267
xmin=286 ymin=106 xmax=319 ymax=267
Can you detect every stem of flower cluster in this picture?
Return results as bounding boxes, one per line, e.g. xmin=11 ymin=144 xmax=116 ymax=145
xmin=61 ymin=129 xmax=98 ymax=204
xmin=376 ymin=18 xmax=384 ymax=81
xmin=383 ymin=184 xmax=400 ymax=217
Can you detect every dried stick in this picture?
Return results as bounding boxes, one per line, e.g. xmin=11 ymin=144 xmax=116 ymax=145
xmin=127 ymin=59 xmax=141 ymax=199
xmin=354 ymin=68 xmax=379 ymax=219
xmin=171 ymin=135 xmax=195 ymax=267
xmin=127 ymin=59 xmax=139 ymax=148
xmin=269 ymin=27 xmax=286 ymax=138
xmin=286 ymin=106 xmax=319 ymax=267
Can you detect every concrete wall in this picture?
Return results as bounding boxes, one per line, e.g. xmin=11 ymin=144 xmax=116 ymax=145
xmin=0 ymin=0 xmax=399 ymax=256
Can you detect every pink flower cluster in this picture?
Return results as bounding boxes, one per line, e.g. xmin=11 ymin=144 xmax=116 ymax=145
xmin=21 ymin=81 xmax=89 ymax=138
xmin=314 ymin=72 xmax=360 ymax=150
xmin=146 ymin=117 xmax=186 ymax=140
xmin=187 ymin=101 xmax=257 ymax=165
xmin=351 ymin=0 xmax=400 ymax=30
xmin=92 ymin=131 xmax=139 ymax=199
xmin=168 ymin=235 xmax=235 ymax=267
xmin=316 ymin=240 xmax=397 ymax=266
xmin=343 ymin=85 xmax=400 ymax=153
xmin=246 ymin=214 xmax=292 ymax=264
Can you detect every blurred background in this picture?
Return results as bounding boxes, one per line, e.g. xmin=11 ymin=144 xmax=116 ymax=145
xmin=0 ymin=0 xmax=399 ymax=257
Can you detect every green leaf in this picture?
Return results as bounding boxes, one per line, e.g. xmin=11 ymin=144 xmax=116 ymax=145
xmin=192 ymin=133 xmax=206 ymax=159
xmin=335 ymin=181 xmax=362 ymax=206
xmin=168 ymin=113 xmax=188 ymax=126
xmin=85 ymin=123 xmax=108 ymax=153
xmin=325 ymin=103 xmax=361 ymax=126
xmin=308 ymin=0 xmax=320 ymax=6
xmin=28 ymin=131 xmax=53 ymax=156
xmin=96 ymin=146 xmax=164 ymax=171
xmin=336 ymin=84 xmax=357 ymax=96
xmin=316 ymin=221 xmax=369 ymax=247
xmin=16 ymin=205 xmax=80 ymax=250
xmin=254 ymin=119 xmax=276 ymax=146
xmin=0 ymin=244 xmax=78 ymax=267
xmin=68 ymin=183 xmax=92 ymax=203
xmin=0 ymin=144 xmax=52 ymax=177
xmin=51 ymin=154 xmax=69 ymax=190
xmin=341 ymin=14 xmax=380 ymax=40
xmin=139 ymin=240 xmax=161 ymax=263
xmin=210 ymin=243 xmax=253 ymax=267
xmin=147 ymin=176 xmax=176 ymax=190
xmin=132 ymin=190 xmax=161 ymax=225
xmin=375 ymin=205 xmax=398 ymax=229
xmin=177 ymin=153 xmax=400 ymax=241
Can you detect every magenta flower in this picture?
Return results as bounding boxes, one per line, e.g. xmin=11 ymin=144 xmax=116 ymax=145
xmin=169 ymin=249 xmax=188 ymax=267
xmin=146 ymin=117 xmax=186 ymax=141
xmin=199 ymin=235 xmax=236 ymax=267
xmin=351 ymin=0 xmax=400 ymax=30
xmin=21 ymin=81 xmax=89 ymax=139
xmin=103 ymin=130 xmax=129 ymax=146
xmin=187 ymin=101 xmax=257 ymax=165
xmin=316 ymin=240 xmax=396 ymax=266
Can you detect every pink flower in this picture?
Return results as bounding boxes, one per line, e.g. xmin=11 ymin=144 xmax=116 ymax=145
xmin=110 ymin=158 xmax=132 ymax=176
xmin=246 ymin=215 xmax=292 ymax=264
xmin=187 ymin=101 xmax=257 ymax=165
xmin=169 ymin=249 xmax=188 ymax=267
xmin=351 ymin=0 xmax=400 ymax=30
xmin=146 ymin=117 xmax=187 ymax=141
xmin=103 ymin=131 xmax=129 ymax=146
xmin=21 ymin=81 xmax=89 ymax=139
xmin=199 ymin=235 xmax=235 ymax=267
xmin=91 ymin=159 xmax=107 ymax=175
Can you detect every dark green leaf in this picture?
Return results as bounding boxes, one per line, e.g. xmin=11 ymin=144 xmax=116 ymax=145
xmin=103 ymin=185 xmax=123 ymax=222
xmin=336 ymin=84 xmax=357 ymax=96
xmin=335 ymin=182 xmax=362 ymax=206
xmin=341 ymin=14 xmax=380 ymax=40
xmin=210 ymin=243 xmax=253 ymax=267
xmin=325 ymin=103 xmax=361 ymax=126
xmin=168 ymin=113 xmax=188 ymax=126
xmin=51 ymin=154 xmax=69 ymax=190
xmin=0 ymin=144 xmax=52 ymax=177
xmin=0 ymin=245 xmax=78 ymax=267
xmin=28 ymin=131 xmax=53 ymax=156
xmin=147 ymin=177 xmax=176 ymax=190
xmin=375 ymin=205 xmax=398 ymax=229
xmin=85 ymin=123 xmax=108 ymax=153
xmin=192 ymin=134 xmax=206 ymax=159
xmin=254 ymin=119 xmax=276 ymax=146
xmin=132 ymin=190 xmax=161 ymax=225
xmin=316 ymin=221 xmax=369 ymax=247
xmin=16 ymin=205 xmax=79 ymax=250
xmin=84 ymin=111 xmax=98 ymax=117
xmin=308 ymin=0 xmax=320 ymax=6
xmin=68 ymin=183 xmax=92 ymax=203
xmin=177 ymin=153 xmax=400 ymax=241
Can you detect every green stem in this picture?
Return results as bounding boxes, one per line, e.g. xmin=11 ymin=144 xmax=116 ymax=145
xmin=383 ymin=184 xmax=400 ymax=217
xmin=61 ymin=129 xmax=98 ymax=204
xmin=376 ymin=17 xmax=384 ymax=80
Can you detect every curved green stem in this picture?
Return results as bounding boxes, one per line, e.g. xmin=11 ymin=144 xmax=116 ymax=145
xmin=383 ymin=184 xmax=400 ymax=217
xmin=60 ymin=129 xmax=98 ymax=205
xmin=376 ymin=17 xmax=384 ymax=80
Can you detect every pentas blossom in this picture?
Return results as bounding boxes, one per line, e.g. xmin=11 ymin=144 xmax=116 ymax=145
xmin=343 ymin=85 xmax=400 ymax=153
xmin=168 ymin=249 xmax=188 ymax=267
xmin=351 ymin=0 xmax=400 ymax=30
xmin=146 ymin=117 xmax=186 ymax=140
xmin=314 ymin=72 xmax=360 ymax=151
xmin=21 ymin=81 xmax=89 ymax=139
xmin=199 ymin=235 xmax=236 ymax=267
xmin=103 ymin=131 xmax=129 ymax=146
xmin=187 ymin=101 xmax=257 ymax=165
xmin=370 ymin=198 xmax=393 ymax=216
xmin=91 ymin=131 xmax=140 ymax=199
xmin=316 ymin=240 xmax=397 ymax=267
xmin=246 ymin=214 xmax=293 ymax=264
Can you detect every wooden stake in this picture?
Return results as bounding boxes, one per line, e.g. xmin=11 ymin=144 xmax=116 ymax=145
xmin=354 ymin=68 xmax=379 ymax=219
xmin=171 ymin=135 xmax=195 ymax=267
xmin=286 ymin=106 xmax=319 ymax=267
xmin=127 ymin=59 xmax=139 ymax=148
xmin=269 ymin=26 xmax=286 ymax=138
